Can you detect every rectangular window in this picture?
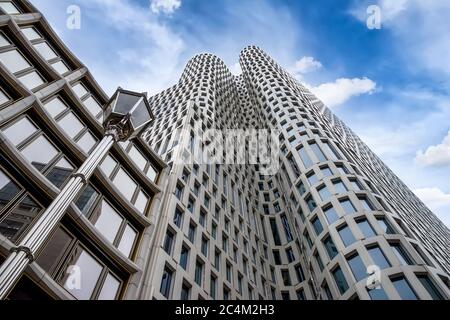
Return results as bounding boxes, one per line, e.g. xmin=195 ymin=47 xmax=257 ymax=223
xmin=367 ymin=286 xmax=389 ymax=300
xmin=201 ymin=236 xmax=208 ymax=257
xmin=340 ymin=199 xmax=356 ymax=214
xmin=417 ymin=275 xmax=444 ymax=300
xmin=305 ymin=194 xmax=317 ymax=212
xmin=333 ymin=180 xmax=347 ymax=194
xmin=181 ymin=283 xmax=190 ymax=300
xmin=195 ymin=260 xmax=204 ymax=286
xmin=297 ymin=181 xmax=306 ymax=196
xmin=112 ymin=168 xmax=137 ymax=202
xmin=323 ymin=235 xmax=338 ymax=259
xmin=298 ymin=146 xmax=313 ymax=168
xmin=347 ymin=254 xmax=366 ymax=281
xmin=367 ymin=246 xmax=391 ymax=269
xmin=188 ymin=223 xmax=196 ymax=243
xmin=270 ymin=219 xmax=281 ymax=245
xmin=160 ymin=267 xmax=173 ymax=299
xmin=318 ymin=185 xmax=331 ymax=202
xmin=214 ymin=250 xmax=220 ymax=271
xmin=0 ymin=2 xmax=21 ymax=14
xmin=286 ymin=247 xmax=295 ymax=263
xmin=359 ymin=196 xmax=374 ymax=211
xmin=18 ymin=71 xmax=44 ymax=90
xmin=180 ymin=245 xmax=189 ymax=270
xmin=281 ymin=269 xmax=291 ymax=286
xmin=0 ymin=87 xmax=9 ymax=106
xmin=376 ymin=217 xmax=395 ymax=234
xmin=324 ymin=206 xmax=339 ymax=224
xmin=356 ymin=219 xmax=376 ymax=238
xmin=173 ymin=208 xmax=183 ymax=228
xmin=338 ymin=224 xmax=356 ymax=247
xmin=311 ymin=216 xmax=323 ymax=235
xmin=163 ymin=229 xmax=174 ymax=254
xmin=332 ymin=266 xmax=349 ymax=294
xmin=391 ymin=276 xmax=418 ymax=300
xmin=309 ymin=142 xmax=327 ymax=162
xmin=281 ymin=214 xmax=293 ymax=242
xmin=0 ymin=49 xmax=31 ymax=74
xmin=390 ymin=243 xmax=413 ymax=265
xmin=295 ymin=264 xmax=305 ymax=282
xmin=210 ymin=276 xmax=217 ymax=299
xmin=323 ymin=142 xmax=341 ymax=160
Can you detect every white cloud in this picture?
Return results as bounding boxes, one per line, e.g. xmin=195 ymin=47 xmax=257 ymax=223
xmin=416 ymin=130 xmax=450 ymax=167
xmin=292 ymin=56 xmax=322 ymax=74
xmin=150 ymin=0 xmax=181 ymax=14
xmin=229 ymin=62 xmax=242 ymax=76
xmin=309 ymin=77 xmax=377 ymax=107
xmin=413 ymin=187 xmax=450 ymax=227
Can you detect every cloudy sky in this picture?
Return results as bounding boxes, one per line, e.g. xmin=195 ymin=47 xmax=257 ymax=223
xmin=30 ymin=0 xmax=450 ymax=227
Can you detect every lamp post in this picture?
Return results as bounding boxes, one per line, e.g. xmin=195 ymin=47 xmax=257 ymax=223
xmin=0 ymin=88 xmax=154 ymax=299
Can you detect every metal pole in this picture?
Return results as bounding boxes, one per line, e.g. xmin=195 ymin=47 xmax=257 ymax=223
xmin=0 ymin=133 xmax=116 ymax=299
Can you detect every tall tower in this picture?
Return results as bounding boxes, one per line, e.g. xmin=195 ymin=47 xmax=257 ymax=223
xmin=143 ymin=46 xmax=450 ymax=300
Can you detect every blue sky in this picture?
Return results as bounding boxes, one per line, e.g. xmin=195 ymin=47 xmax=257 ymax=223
xmin=30 ymin=0 xmax=450 ymax=227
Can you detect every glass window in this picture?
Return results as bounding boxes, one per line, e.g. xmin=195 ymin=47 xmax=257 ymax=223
xmin=180 ymin=245 xmax=189 ymax=270
xmin=338 ymin=224 xmax=356 ymax=246
xmin=146 ymin=164 xmax=157 ymax=182
xmin=83 ymin=96 xmax=102 ymax=118
xmin=357 ymin=219 xmax=376 ymax=238
xmin=392 ymin=276 xmax=418 ymax=300
xmin=340 ymin=199 xmax=356 ymax=214
xmin=44 ymin=97 xmax=67 ymax=118
xmin=77 ymin=131 xmax=97 ymax=153
xmin=92 ymin=200 xmax=123 ymax=243
xmin=210 ymin=276 xmax=217 ymax=299
xmin=0 ymin=49 xmax=30 ymax=73
xmin=0 ymin=87 xmax=9 ymax=105
xmin=163 ymin=229 xmax=174 ymax=254
xmin=349 ymin=179 xmax=362 ymax=190
xmin=333 ymin=180 xmax=347 ymax=193
xmin=173 ymin=208 xmax=183 ymax=228
xmin=311 ymin=216 xmax=323 ymax=235
xmin=367 ymin=286 xmax=389 ymax=300
xmin=112 ymin=168 xmax=137 ymax=201
xmin=376 ymin=217 xmax=395 ymax=234
xmin=0 ymin=168 xmax=21 ymax=211
xmin=332 ymin=266 xmax=349 ymax=294
xmin=97 ymin=273 xmax=120 ymax=300
xmin=160 ymin=267 xmax=173 ymax=299
xmin=51 ymin=60 xmax=69 ymax=75
xmin=181 ymin=283 xmax=190 ymax=300
xmin=367 ymin=246 xmax=391 ymax=269
xmin=134 ymin=190 xmax=148 ymax=214
xmin=390 ymin=243 xmax=413 ymax=265
xmin=18 ymin=71 xmax=45 ymax=90
xmin=63 ymin=249 xmax=103 ymax=300
xmin=323 ymin=235 xmax=338 ymax=259
xmin=75 ymin=184 xmax=98 ymax=215
xmin=100 ymin=155 xmax=117 ymax=178
xmin=0 ymin=2 xmax=21 ymax=14
xmin=33 ymin=42 xmax=58 ymax=61
xmin=46 ymin=157 xmax=74 ymax=188
xmin=359 ymin=197 xmax=374 ymax=211
xmin=297 ymin=181 xmax=306 ymax=196
xmin=21 ymin=135 xmax=58 ymax=169
xmin=129 ymin=145 xmax=147 ymax=171
xmin=321 ymin=166 xmax=333 ymax=177
xmin=417 ymin=275 xmax=445 ymax=300
xmin=323 ymin=142 xmax=341 ymax=160
xmin=310 ymin=142 xmax=327 ymax=162
xmin=2 ymin=117 xmax=37 ymax=146
xmin=298 ymin=146 xmax=312 ymax=168
xmin=36 ymin=227 xmax=73 ymax=275
xmin=21 ymin=27 xmax=41 ymax=41
xmin=305 ymin=194 xmax=317 ymax=212
xmin=117 ymin=224 xmax=137 ymax=257
xmin=347 ymin=254 xmax=366 ymax=281
xmin=0 ymin=195 xmax=42 ymax=242
xmin=281 ymin=269 xmax=291 ymax=286
xmin=0 ymin=32 xmax=10 ymax=47
xmin=324 ymin=206 xmax=339 ymax=224
xmin=57 ymin=112 xmax=84 ymax=139
xmin=318 ymin=185 xmax=331 ymax=201
xmin=72 ymin=83 xmax=88 ymax=98
xmin=195 ymin=260 xmax=204 ymax=286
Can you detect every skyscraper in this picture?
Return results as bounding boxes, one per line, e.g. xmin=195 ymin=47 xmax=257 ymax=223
xmin=143 ymin=48 xmax=450 ymax=300
xmin=0 ymin=0 xmax=449 ymax=301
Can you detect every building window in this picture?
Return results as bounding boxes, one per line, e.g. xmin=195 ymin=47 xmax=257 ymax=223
xmin=181 ymin=283 xmax=191 ymax=300
xmin=323 ymin=205 xmax=339 ymax=224
xmin=311 ymin=216 xmax=323 ymax=235
xmin=347 ymin=253 xmax=366 ymax=281
xmin=305 ymin=194 xmax=317 ymax=212
xmin=281 ymin=214 xmax=293 ymax=242
xmin=417 ymin=275 xmax=445 ymax=300
xmin=160 ymin=266 xmax=173 ymax=299
xmin=163 ymin=229 xmax=175 ymax=254
xmin=367 ymin=286 xmax=389 ymax=300
xmin=188 ymin=222 xmax=196 ymax=243
xmin=298 ymin=146 xmax=312 ymax=168
xmin=0 ymin=1 xmax=21 ymax=14
xmin=338 ymin=224 xmax=356 ymax=247
xmin=270 ymin=219 xmax=281 ymax=245
xmin=295 ymin=264 xmax=305 ymax=282
xmin=201 ymin=236 xmax=209 ymax=257
xmin=296 ymin=290 xmax=306 ymax=300
xmin=318 ymin=185 xmax=331 ymax=201
xmin=391 ymin=276 xmax=418 ymax=300
xmin=333 ymin=180 xmax=347 ymax=194
xmin=286 ymin=247 xmax=295 ymax=263
xmin=339 ymin=198 xmax=356 ymax=215
xmin=332 ymin=266 xmax=349 ymax=294
xmin=281 ymin=269 xmax=291 ymax=286
xmin=0 ymin=87 xmax=9 ymax=106
xmin=175 ymin=183 xmax=183 ymax=200
xmin=180 ymin=245 xmax=189 ymax=270
xmin=390 ymin=243 xmax=413 ymax=265
xmin=214 ymin=250 xmax=221 ymax=271
xmin=309 ymin=142 xmax=327 ymax=162
xmin=226 ymin=262 xmax=232 ymax=283
xmin=323 ymin=235 xmax=338 ymax=259
xmin=273 ymin=250 xmax=281 ymax=265
xmin=367 ymin=245 xmax=391 ymax=269
xmin=195 ymin=260 xmax=204 ymax=286
xmin=210 ymin=275 xmax=217 ymax=299
xmin=376 ymin=217 xmax=395 ymax=234
xmin=356 ymin=218 xmax=376 ymax=238
xmin=173 ymin=208 xmax=183 ymax=228
xmin=296 ymin=181 xmax=306 ymax=196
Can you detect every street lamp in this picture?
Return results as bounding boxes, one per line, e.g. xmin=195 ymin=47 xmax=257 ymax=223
xmin=0 ymin=88 xmax=154 ymax=299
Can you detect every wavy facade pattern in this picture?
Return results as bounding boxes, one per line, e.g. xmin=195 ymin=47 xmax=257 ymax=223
xmin=144 ymin=46 xmax=450 ymax=300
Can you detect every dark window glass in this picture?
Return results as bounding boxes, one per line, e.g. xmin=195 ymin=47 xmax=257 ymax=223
xmin=0 ymin=169 xmax=21 ymax=211
xmin=392 ymin=276 xmax=418 ymax=300
xmin=195 ymin=260 xmax=204 ymax=286
xmin=270 ymin=219 xmax=281 ymax=245
xmin=281 ymin=269 xmax=291 ymax=286
xmin=332 ymin=266 xmax=349 ymax=294
xmin=417 ymin=275 xmax=444 ymax=300
xmin=180 ymin=246 xmax=189 ymax=270
xmin=75 ymin=185 xmax=99 ymax=216
xmin=181 ymin=284 xmax=190 ymax=300
xmin=367 ymin=286 xmax=389 ymax=300
xmin=311 ymin=217 xmax=323 ymax=235
xmin=173 ymin=208 xmax=183 ymax=228
xmin=323 ymin=235 xmax=338 ymax=259
xmin=390 ymin=243 xmax=413 ymax=265
xmin=160 ymin=267 xmax=173 ymax=299
xmin=295 ymin=264 xmax=305 ymax=282
xmin=163 ymin=230 xmax=174 ymax=254
xmin=377 ymin=217 xmax=395 ymax=234
xmin=273 ymin=250 xmax=281 ymax=265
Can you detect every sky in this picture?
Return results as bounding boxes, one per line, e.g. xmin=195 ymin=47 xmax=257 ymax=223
xmin=29 ymin=0 xmax=450 ymax=227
